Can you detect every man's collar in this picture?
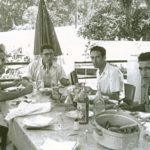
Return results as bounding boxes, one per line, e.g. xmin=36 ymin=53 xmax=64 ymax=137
xmin=39 ymin=58 xmax=57 ymax=68
xmin=98 ymin=63 xmax=109 ymax=75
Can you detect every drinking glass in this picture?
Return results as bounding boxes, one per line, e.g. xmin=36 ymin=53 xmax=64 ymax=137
xmin=36 ymin=80 xmax=44 ymax=90
xmin=54 ymin=112 xmax=63 ymax=131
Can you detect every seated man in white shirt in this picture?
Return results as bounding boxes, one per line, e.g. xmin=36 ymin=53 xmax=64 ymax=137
xmin=23 ymin=44 xmax=70 ymax=87
xmin=138 ymin=52 xmax=150 ymax=101
xmin=131 ymin=52 xmax=150 ymax=112
xmin=124 ymin=52 xmax=150 ymax=112
xmin=90 ymin=46 xmax=124 ymax=100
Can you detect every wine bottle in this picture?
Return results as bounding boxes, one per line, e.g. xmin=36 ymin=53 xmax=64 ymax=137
xmin=77 ymin=87 xmax=89 ymax=124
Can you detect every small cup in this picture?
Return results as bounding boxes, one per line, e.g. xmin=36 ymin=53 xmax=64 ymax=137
xmin=36 ymin=80 xmax=44 ymax=90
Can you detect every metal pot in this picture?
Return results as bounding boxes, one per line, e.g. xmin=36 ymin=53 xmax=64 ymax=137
xmin=93 ymin=110 xmax=141 ymax=150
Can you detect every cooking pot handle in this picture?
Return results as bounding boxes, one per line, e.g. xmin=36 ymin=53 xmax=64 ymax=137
xmin=95 ymin=128 xmax=103 ymax=136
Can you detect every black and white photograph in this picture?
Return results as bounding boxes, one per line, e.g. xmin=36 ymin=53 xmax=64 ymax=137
xmin=0 ymin=0 xmax=150 ymax=150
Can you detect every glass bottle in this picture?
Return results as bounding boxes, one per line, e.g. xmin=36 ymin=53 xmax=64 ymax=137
xmin=93 ymin=85 xmax=105 ymax=117
xmin=77 ymin=87 xmax=89 ymax=124
xmin=43 ymin=63 xmax=51 ymax=88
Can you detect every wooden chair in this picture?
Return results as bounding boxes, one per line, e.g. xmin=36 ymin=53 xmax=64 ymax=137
xmin=119 ymin=83 xmax=136 ymax=107
xmin=123 ymin=83 xmax=136 ymax=105
xmin=70 ymin=70 xmax=78 ymax=85
xmin=0 ymin=125 xmax=8 ymax=150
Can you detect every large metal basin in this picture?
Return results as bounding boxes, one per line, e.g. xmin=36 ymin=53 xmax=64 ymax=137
xmin=93 ymin=110 xmax=141 ymax=150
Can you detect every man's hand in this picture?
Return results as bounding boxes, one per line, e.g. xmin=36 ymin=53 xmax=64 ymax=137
xmin=22 ymin=84 xmax=33 ymax=95
xmin=21 ymin=77 xmax=31 ymax=87
xmin=60 ymin=78 xmax=70 ymax=86
xmin=12 ymin=79 xmax=22 ymax=87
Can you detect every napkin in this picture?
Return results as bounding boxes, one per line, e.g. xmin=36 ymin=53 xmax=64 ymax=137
xmin=41 ymin=139 xmax=78 ymax=150
xmin=23 ymin=115 xmax=54 ymax=129
xmin=134 ymin=112 xmax=150 ymax=119
xmin=5 ymin=102 xmax=51 ymax=121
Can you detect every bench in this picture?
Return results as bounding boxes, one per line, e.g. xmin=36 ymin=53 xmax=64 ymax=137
xmin=74 ymin=60 xmax=127 ymax=80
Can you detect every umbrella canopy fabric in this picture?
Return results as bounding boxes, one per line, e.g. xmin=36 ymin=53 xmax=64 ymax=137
xmin=34 ymin=0 xmax=62 ymax=56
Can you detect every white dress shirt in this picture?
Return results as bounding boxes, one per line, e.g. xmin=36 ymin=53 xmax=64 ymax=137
xmin=23 ymin=58 xmax=67 ymax=87
xmin=97 ymin=63 xmax=124 ymax=95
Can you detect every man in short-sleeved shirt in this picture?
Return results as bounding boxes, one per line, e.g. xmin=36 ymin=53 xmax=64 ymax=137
xmin=138 ymin=52 xmax=150 ymax=105
xmin=90 ymin=46 xmax=124 ymax=100
xmin=23 ymin=44 xmax=70 ymax=87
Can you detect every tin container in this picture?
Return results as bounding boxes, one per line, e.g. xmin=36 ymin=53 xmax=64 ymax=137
xmin=93 ymin=110 xmax=141 ymax=150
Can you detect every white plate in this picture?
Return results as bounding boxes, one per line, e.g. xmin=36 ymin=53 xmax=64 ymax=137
xmin=65 ymin=110 xmax=94 ymax=119
xmin=23 ymin=115 xmax=54 ymax=128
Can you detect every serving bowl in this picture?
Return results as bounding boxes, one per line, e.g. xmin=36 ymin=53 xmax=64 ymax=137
xmin=93 ymin=110 xmax=141 ymax=150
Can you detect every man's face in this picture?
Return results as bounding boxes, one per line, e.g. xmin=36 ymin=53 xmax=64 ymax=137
xmin=139 ymin=60 xmax=150 ymax=83
xmin=90 ymin=51 xmax=106 ymax=68
xmin=41 ymin=48 xmax=54 ymax=64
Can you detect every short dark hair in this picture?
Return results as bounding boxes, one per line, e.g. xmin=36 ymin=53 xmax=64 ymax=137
xmin=0 ymin=44 xmax=6 ymax=54
xmin=138 ymin=52 xmax=150 ymax=62
xmin=90 ymin=46 xmax=106 ymax=57
xmin=40 ymin=44 xmax=53 ymax=53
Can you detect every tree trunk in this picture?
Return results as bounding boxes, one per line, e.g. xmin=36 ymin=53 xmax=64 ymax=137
xmin=144 ymin=0 xmax=150 ymax=40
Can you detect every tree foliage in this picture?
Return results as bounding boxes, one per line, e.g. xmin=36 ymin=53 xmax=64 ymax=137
xmin=78 ymin=0 xmax=150 ymax=41
xmin=46 ymin=0 xmax=75 ymax=26
xmin=0 ymin=0 xmax=93 ymax=31
xmin=0 ymin=0 xmax=35 ymax=31
xmin=0 ymin=0 xmax=101 ymax=31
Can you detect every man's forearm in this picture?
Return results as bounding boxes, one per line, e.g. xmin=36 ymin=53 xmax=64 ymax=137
xmin=0 ymin=90 xmax=26 ymax=101
xmin=0 ymin=82 xmax=15 ymax=90
xmin=101 ymin=92 xmax=120 ymax=100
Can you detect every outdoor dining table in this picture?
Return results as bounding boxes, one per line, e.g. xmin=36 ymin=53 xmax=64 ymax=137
xmin=0 ymin=90 xmax=110 ymax=150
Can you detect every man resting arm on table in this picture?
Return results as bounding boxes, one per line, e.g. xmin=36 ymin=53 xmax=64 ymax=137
xmin=22 ymin=44 xmax=70 ymax=87
xmin=0 ymin=47 xmax=33 ymax=102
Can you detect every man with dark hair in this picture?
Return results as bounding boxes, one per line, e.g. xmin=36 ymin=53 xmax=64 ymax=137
xmin=138 ymin=52 xmax=150 ymax=106
xmin=90 ymin=46 xmax=124 ymax=100
xmin=23 ymin=44 xmax=70 ymax=87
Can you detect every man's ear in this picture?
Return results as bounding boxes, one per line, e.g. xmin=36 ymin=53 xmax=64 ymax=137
xmin=104 ymin=55 xmax=106 ymax=60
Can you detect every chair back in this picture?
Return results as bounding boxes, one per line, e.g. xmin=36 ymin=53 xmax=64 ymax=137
xmin=70 ymin=70 xmax=78 ymax=85
xmin=124 ymin=83 xmax=136 ymax=105
xmin=0 ymin=125 xmax=8 ymax=150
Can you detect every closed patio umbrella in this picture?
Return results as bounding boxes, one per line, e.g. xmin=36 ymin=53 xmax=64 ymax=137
xmin=34 ymin=0 xmax=62 ymax=56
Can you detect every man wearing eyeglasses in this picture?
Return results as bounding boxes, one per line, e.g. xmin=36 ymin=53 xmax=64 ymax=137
xmin=23 ymin=44 xmax=70 ymax=87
